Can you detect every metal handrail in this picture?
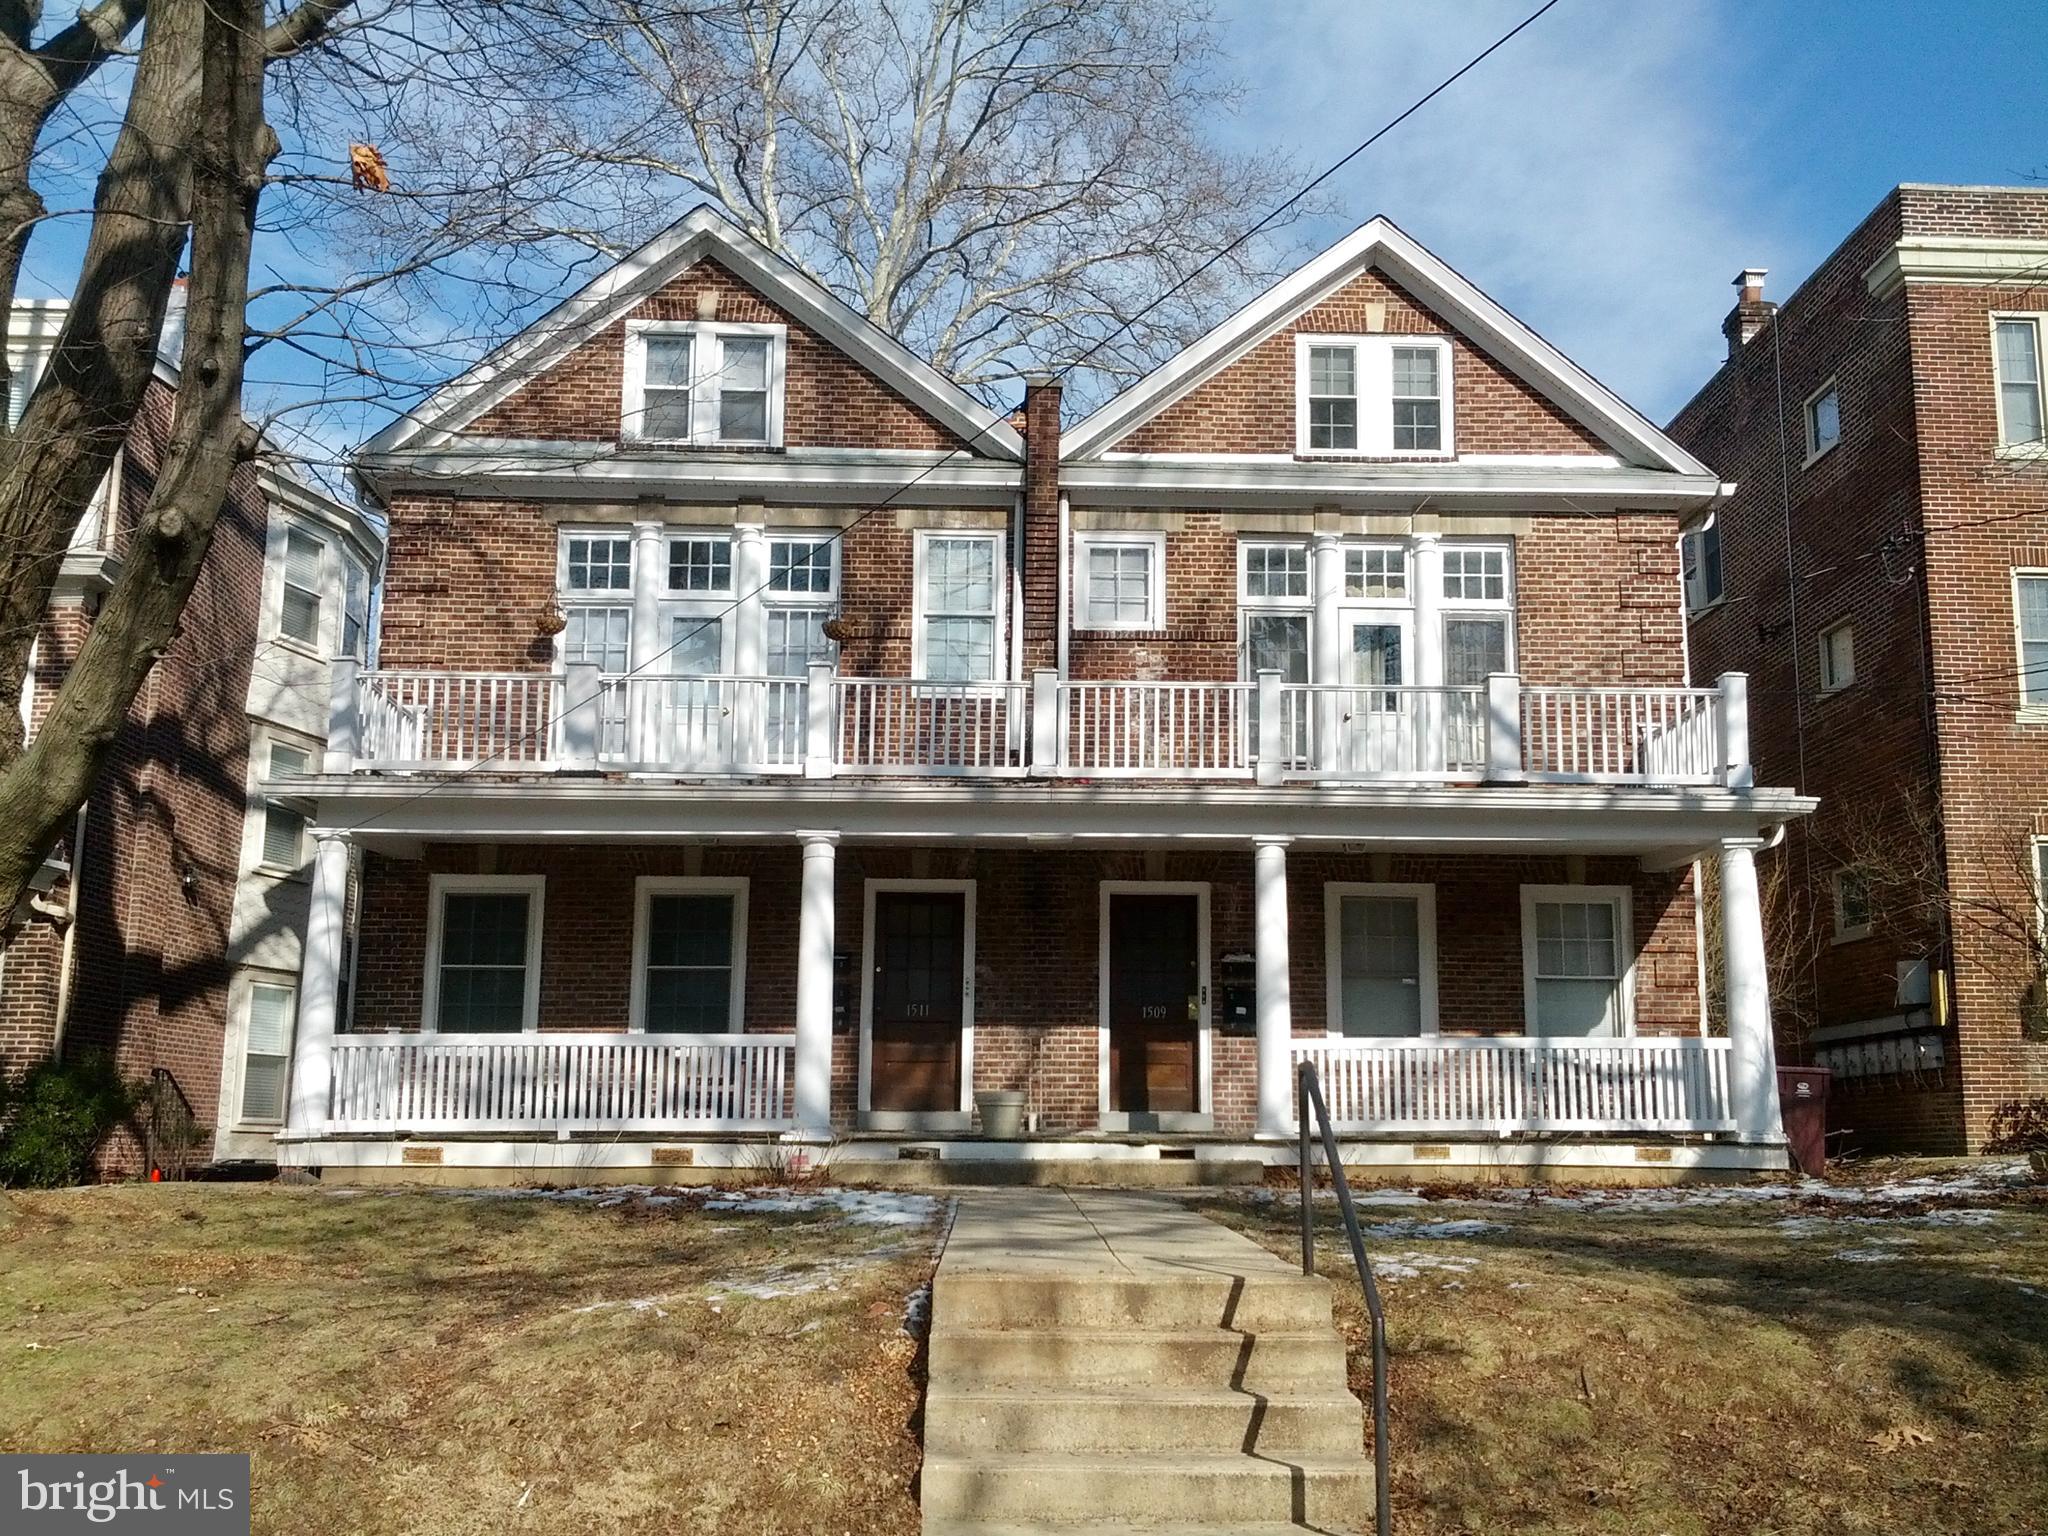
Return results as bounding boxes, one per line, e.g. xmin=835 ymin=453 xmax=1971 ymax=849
xmin=1298 ymin=1058 xmax=1392 ymax=1536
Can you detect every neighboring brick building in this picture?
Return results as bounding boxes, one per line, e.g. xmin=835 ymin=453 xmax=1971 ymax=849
xmin=1669 ymin=184 xmax=2048 ymax=1154
xmin=0 ymin=299 xmax=384 ymax=1169
xmin=278 ymin=206 xmax=1812 ymax=1183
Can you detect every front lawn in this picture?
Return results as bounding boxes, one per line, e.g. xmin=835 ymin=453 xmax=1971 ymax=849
xmin=1208 ymin=1159 xmax=2048 ymax=1536
xmin=0 ymin=1184 xmax=941 ymax=1536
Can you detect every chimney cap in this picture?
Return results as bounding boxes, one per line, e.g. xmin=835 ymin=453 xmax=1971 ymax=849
xmin=1023 ymin=371 xmax=1058 ymax=389
xmin=1733 ymin=267 xmax=1767 ymax=294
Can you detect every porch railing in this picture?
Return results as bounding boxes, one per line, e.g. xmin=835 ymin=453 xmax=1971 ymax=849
xmin=1291 ymin=1035 xmax=1738 ymax=1135
xmin=326 ymin=1032 xmax=796 ymax=1133
xmin=328 ymin=662 xmax=1753 ymax=790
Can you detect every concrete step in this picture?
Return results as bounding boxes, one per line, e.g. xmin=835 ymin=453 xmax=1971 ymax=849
xmin=925 ymin=1385 xmax=1365 ymax=1456
xmin=934 ymin=1271 xmax=1336 ymax=1332
xmin=920 ymin=1451 xmax=1370 ymax=1528
xmin=927 ymin=1327 xmax=1351 ymax=1393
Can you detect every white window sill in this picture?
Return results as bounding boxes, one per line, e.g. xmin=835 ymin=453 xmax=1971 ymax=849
xmin=1293 ymin=448 xmax=1454 ymax=462
xmin=621 ymin=435 xmax=780 ymax=452
xmin=1074 ymin=624 xmax=1168 ymax=637
xmin=1685 ymin=595 xmax=1727 ymax=618
xmin=1831 ymin=926 xmax=1873 ymax=946
xmin=252 ymin=862 xmax=312 ymax=884
xmin=2015 ymin=707 xmax=2048 ymax=726
xmin=1993 ymin=441 xmax=2048 ymax=463
xmin=268 ymin=635 xmax=324 ymax=662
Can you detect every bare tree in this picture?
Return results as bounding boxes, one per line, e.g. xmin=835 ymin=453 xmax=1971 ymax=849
xmin=501 ymin=0 xmax=1316 ymax=407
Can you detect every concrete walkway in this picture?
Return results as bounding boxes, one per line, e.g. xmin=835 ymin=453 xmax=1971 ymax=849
xmin=924 ymin=1190 xmax=1373 ymax=1536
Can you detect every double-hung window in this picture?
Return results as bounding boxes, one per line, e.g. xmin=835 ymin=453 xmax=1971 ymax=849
xmin=1833 ymin=867 xmax=1873 ymax=943
xmin=917 ymin=533 xmax=1001 ymax=683
xmin=2017 ymin=570 xmax=2048 ymax=714
xmin=1326 ymin=884 xmax=1436 ymax=1037
xmin=1296 ymin=335 xmax=1453 ymax=455
xmin=1682 ymin=523 xmax=1723 ymax=611
xmin=1819 ymin=620 xmax=1855 ymax=693
xmin=1995 ymin=317 xmax=2045 ymax=450
xmin=259 ymin=740 xmax=312 ymax=873
xmin=341 ymin=556 xmax=370 ymax=661
xmin=1522 ymin=886 xmax=1631 ymax=1037
xmin=560 ymin=532 xmax=633 ymax=753
xmin=425 ymin=875 xmax=544 ymax=1032
xmin=1804 ymin=381 xmax=1841 ymax=462
xmin=1075 ymin=532 xmax=1165 ymax=631
xmin=1440 ymin=543 xmax=1515 ymax=763
xmin=764 ymin=536 xmax=837 ymax=755
xmin=623 ymin=321 xmax=784 ymax=446
xmin=632 ymin=878 xmax=747 ymax=1032
xmin=1240 ymin=542 xmax=1312 ymax=759
xmin=279 ymin=526 xmax=324 ymax=647
xmin=238 ymin=981 xmax=296 ymax=1124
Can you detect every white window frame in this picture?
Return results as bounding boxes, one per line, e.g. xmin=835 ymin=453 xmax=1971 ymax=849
xmin=1519 ymin=884 xmax=1635 ymax=1037
xmin=1832 ymin=867 xmax=1873 ymax=944
xmin=762 ymin=533 xmax=841 ymax=677
xmin=621 ymin=319 xmax=786 ymax=447
xmin=1440 ymin=541 xmax=1516 ymax=610
xmin=227 ymin=973 xmax=298 ymax=1129
xmin=2032 ymin=836 xmax=2048 ymax=951
xmin=912 ymin=529 xmax=1006 ymax=683
xmin=1802 ymin=378 xmax=1842 ymax=465
xmin=1073 ymin=530 xmax=1166 ymax=632
xmin=340 ymin=553 xmax=371 ymax=662
xmin=252 ymin=732 xmax=318 ymax=878
xmin=421 ymin=874 xmax=546 ymax=1033
xmin=277 ymin=523 xmax=326 ymax=652
xmin=1293 ymin=333 xmax=1454 ymax=459
xmin=1992 ymin=312 xmax=2047 ymax=457
xmin=2013 ymin=568 xmax=2048 ymax=721
xmin=1682 ymin=523 xmax=1724 ymax=613
xmin=629 ymin=876 xmax=748 ymax=1034
xmin=1818 ymin=619 xmax=1855 ymax=694
xmin=1341 ymin=542 xmax=1410 ymax=604
xmin=1238 ymin=540 xmax=1313 ymax=607
xmin=1323 ymin=882 xmax=1439 ymax=1037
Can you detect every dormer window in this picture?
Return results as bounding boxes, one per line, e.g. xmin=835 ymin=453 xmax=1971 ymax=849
xmin=1294 ymin=335 xmax=1454 ymax=457
xmin=622 ymin=320 xmax=785 ymax=447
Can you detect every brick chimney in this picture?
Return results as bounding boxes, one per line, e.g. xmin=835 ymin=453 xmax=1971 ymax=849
xmin=1722 ymin=267 xmax=1774 ymax=358
xmin=1020 ymin=373 xmax=1062 ymax=669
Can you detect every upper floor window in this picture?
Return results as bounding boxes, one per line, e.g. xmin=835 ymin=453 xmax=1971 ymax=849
xmin=1242 ymin=542 xmax=1310 ymax=601
xmin=667 ymin=534 xmax=733 ymax=593
xmin=2016 ymin=570 xmax=2048 ymax=713
xmin=1803 ymin=381 xmax=1841 ymax=463
xmin=1345 ymin=545 xmax=1407 ymax=600
xmin=622 ymin=320 xmax=785 ymax=447
xmin=1076 ymin=532 xmax=1165 ymax=631
xmin=1294 ymin=335 xmax=1453 ymax=457
xmin=341 ymin=556 xmax=370 ymax=661
xmin=260 ymin=740 xmax=312 ymax=872
xmin=769 ymin=537 xmax=834 ymax=594
xmin=916 ymin=532 xmax=1002 ymax=682
xmin=1832 ymin=867 xmax=1872 ymax=943
xmin=1819 ymin=620 xmax=1855 ymax=693
xmin=564 ymin=534 xmax=631 ymax=593
xmin=1442 ymin=545 xmax=1511 ymax=605
xmin=1995 ymin=317 xmax=2045 ymax=451
xmin=279 ymin=526 xmax=324 ymax=646
xmin=1682 ymin=523 xmax=1723 ymax=612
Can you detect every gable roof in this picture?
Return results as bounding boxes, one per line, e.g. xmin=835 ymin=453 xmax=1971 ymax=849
xmin=362 ymin=204 xmax=1024 ymax=462
xmin=1063 ymin=215 xmax=1712 ymax=476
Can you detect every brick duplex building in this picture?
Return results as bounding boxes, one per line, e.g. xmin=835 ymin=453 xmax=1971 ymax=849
xmin=1670 ymin=183 xmax=2048 ymax=1154
xmin=1 ymin=299 xmax=384 ymax=1168
xmin=277 ymin=206 xmax=1812 ymax=1182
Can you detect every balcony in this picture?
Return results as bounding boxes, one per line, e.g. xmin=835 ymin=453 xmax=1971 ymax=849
xmin=324 ymin=662 xmax=1753 ymax=790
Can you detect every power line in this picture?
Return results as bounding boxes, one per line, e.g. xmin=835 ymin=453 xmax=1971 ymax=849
xmin=327 ymin=0 xmax=1572 ymax=836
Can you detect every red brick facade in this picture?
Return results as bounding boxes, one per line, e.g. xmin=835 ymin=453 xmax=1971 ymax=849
xmin=1670 ymin=184 xmax=2048 ymax=1152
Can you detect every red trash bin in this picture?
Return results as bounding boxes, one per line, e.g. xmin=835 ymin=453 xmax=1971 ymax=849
xmin=1777 ymin=1066 xmax=1832 ymax=1177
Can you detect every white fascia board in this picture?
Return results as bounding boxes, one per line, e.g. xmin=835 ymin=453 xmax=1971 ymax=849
xmin=1063 ymin=215 xmax=1713 ymax=478
xmin=1059 ymin=456 xmax=1727 ymax=512
xmin=310 ymin=775 xmax=1815 ymax=853
xmin=1864 ymin=236 xmax=2048 ymax=300
xmin=257 ymin=463 xmax=387 ymax=559
xmin=357 ymin=443 xmax=1023 ymax=507
xmin=363 ymin=204 xmax=1022 ymax=463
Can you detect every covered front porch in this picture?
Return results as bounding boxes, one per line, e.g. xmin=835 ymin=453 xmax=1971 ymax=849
xmin=276 ymin=781 xmax=1805 ymax=1179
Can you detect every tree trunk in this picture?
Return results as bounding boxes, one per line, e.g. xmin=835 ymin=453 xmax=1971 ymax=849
xmin=0 ymin=0 xmax=271 ymax=916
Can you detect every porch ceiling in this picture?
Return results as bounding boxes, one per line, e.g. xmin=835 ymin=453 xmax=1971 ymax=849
xmin=312 ymin=776 xmax=1814 ymax=865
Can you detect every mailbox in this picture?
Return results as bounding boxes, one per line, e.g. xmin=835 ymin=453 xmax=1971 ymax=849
xmin=832 ymin=950 xmax=855 ymax=1033
xmin=1218 ymin=951 xmax=1257 ymax=1035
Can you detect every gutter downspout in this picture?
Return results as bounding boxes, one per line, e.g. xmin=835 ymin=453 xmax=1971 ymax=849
xmin=1056 ymin=492 xmax=1071 ymax=679
xmin=1010 ymin=492 xmax=1025 ymax=686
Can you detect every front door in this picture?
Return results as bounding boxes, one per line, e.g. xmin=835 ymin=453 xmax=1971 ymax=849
xmin=869 ymin=890 xmax=966 ymax=1113
xmin=1107 ymin=894 xmax=1201 ymax=1116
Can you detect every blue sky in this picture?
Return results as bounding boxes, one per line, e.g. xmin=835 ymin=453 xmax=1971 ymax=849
xmin=1212 ymin=0 xmax=2048 ymax=421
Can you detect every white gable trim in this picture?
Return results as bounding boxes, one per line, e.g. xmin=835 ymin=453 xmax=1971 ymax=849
xmin=362 ymin=204 xmax=1023 ymax=463
xmin=1062 ymin=215 xmax=1712 ymax=477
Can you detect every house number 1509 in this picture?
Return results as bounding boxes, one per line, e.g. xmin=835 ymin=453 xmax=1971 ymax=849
xmin=1141 ymin=1005 xmax=1168 ymax=1020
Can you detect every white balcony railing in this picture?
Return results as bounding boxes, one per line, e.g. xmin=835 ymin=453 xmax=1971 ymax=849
xmin=1291 ymin=1035 xmax=1737 ymax=1135
xmin=329 ymin=663 xmax=1753 ymax=790
xmin=326 ymin=1032 xmax=795 ymax=1133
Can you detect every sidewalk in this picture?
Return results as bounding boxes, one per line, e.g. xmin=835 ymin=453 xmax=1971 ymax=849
xmin=942 ymin=1188 xmax=1302 ymax=1279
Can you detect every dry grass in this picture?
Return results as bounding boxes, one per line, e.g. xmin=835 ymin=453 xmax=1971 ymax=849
xmin=0 ymin=1184 xmax=942 ymax=1536
xmin=1207 ymin=1160 xmax=2048 ymax=1536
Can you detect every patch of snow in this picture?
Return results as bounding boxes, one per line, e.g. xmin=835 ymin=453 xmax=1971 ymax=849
xmin=570 ymin=1293 xmax=679 ymax=1317
xmin=702 ymin=1189 xmax=941 ymax=1228
xmin=1372 ymin=1250 xmax=1480 ymax=1283
xmin=706 ymin=1259 xmax=860 ymax=1301
xmin=1833 ymin=1236 xmax=1917 ymax=1264
xmin=1367 ymin=1217 xmax=1504 ymax=1240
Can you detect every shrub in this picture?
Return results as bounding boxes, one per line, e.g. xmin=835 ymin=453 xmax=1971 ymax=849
xmin=1983 ymin=1098 xmax=2048 ymax=1155
xmin=0 ymin=1055 xmax=142 ymax=1187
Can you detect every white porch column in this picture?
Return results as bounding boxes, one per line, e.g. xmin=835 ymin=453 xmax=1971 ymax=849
xmin=792 ymin=831 xmax=839 ymax=1137
xmin=1719 ymin=838 xmax=1784 ymax=1144
xmin=732 ymin=522 xmax=767 ymax=765
xmin=629 ymin=519 xmax=664 ymax=764
xmin=1254 ymin=835 xmax=1295 ymax=1138
xmin=1411 ymin=530 xmax=1444 ymax=767
xmin=1311 ymin=532 xmax=1344 ymax=770
xmin=285 ymin=831 xmax=351 ymax=1138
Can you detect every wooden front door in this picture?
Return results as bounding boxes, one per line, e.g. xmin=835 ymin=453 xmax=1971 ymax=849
xmin=869 ymin=890 xmax=966 ymax=1113
xmin=1108 ymin=894 xmax=1201 ymax=1114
